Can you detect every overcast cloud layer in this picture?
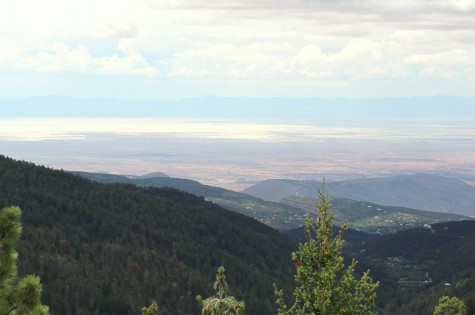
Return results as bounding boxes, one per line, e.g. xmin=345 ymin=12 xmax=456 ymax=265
xmin=1 ymin=0 xmax=474 ymax=99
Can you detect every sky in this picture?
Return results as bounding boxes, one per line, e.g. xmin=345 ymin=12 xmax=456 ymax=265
xmin=1 ymin=0 xmax=475 ymax=100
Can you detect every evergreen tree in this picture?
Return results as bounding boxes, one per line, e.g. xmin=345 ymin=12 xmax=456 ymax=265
xmin=275 ymin=187 xmax=379 ymax=315
xmin=433 ymin=296 xmax=467 ymax=315
xmin=141 ymin=301 xmax=159 ymax=315
xmin=0 ymin=206 xmax=49 ymax=315
xmin=197 ymin=266 xmax=244 ymax=315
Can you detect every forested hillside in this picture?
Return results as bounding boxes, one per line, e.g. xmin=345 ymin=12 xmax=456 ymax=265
xmin=73 ymin=171 xmax=309 ymax=230
xmin=0 ymin=155 xmax=297 ymax=315
xmin=353 ymin=220 xmax=475 ymax=314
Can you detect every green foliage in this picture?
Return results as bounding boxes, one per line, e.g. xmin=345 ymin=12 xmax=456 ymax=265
xmin=141 ymin=301 xmax=159 ymax=315
xmin=197 ymin=266 xmax=244 ymax=315
xmin=0 ymin=206 xmax=49 ymax=315
xmin=433 ymin=296 xmax=467 ymax=315
xmin=275 ymin=187 xmax=379 ymax=314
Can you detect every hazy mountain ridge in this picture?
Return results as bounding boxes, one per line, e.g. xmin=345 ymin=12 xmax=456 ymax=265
xmin=136 ymin=172 xmax=170 ymax=179
xmin=244 ymin=174 xmax=475 ymax=216
xmin=2 ymin=96 xmax=475 ymax=123
xmin=74 ymin=171 xmax=470 ymax=234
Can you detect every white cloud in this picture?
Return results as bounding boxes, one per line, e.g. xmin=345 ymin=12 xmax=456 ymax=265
xmin=168 ymin=43 xmax=287 ymax=78
xmin=0 ymin=41 xmax=24 ymax=68
xmin=168 ymin=38 xmax=389 ymax=81
xmin=1 ymin=0 xmax=475 ymax=98
xmin=97 ymin=54 xmax=158 ymax=76
xmin=404 ymin=49 xmax=472 ymax=65
xmin=81 ymin=23 xmax=138 ymax=40
xmin=148 ymin=0 xmax=475 ymax=24
xmin=18 ymin=43 xmax=90 ymax=73
xmin=15 ymin=42 xmax=159 ymax=76
xmin=402 ymin=48 xmax=475 ymax=80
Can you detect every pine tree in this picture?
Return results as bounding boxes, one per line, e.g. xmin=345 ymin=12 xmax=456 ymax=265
xmin=275 ymin=187 xmax=378 ymax=315
xmin=196 ymin=266 xmax=244 ymax=315
xmin=433 ymin=296 xmax=467 ymax=315
xmin=0 ymin=206 xmax=49 ymax=315
xmin=141 ymin=301 xmax=159 ymax=315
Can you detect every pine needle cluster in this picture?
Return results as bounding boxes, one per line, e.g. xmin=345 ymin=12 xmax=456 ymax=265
xmin=275 ymin=187 xmax=379 ymax=315
xmin=197 ymin=266 xmax=245 ymax=315
xmin=0 ymin=206 xmax=49 ymax=315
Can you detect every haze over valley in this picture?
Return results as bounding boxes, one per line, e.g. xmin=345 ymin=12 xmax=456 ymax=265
xmin=1 ymin=97 xmax=474 ymax=191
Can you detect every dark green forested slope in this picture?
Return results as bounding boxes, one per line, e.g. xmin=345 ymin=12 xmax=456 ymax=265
xmin=0 ymin=155 xmax=297 ymax=315
xmin=353 ymin=220 xmax=475 ymax=314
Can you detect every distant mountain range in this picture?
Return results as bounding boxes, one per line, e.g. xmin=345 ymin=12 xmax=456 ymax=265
xmin=243 ymin=174 xmax=475 ymax=216
xmin=2 ymin=95 xmax=474 ymax=123
xmin=73 ymin=171 xmax=470 ymax=233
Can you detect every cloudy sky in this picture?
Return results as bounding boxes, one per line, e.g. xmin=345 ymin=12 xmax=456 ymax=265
xmin=1 ymin=0 xmax=475 ymax=100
